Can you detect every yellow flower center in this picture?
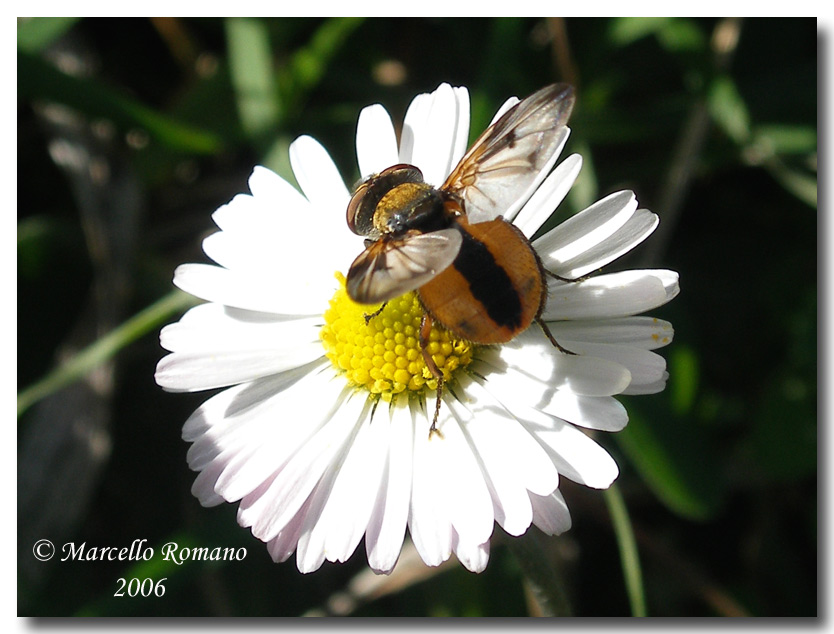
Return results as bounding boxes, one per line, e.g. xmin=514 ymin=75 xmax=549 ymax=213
xmin=320 ymin=274 xmax=474 ymax=402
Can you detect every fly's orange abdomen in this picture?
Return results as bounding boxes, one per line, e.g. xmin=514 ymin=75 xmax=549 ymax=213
xmin=418 ymin=217 xmax=544 ymax=344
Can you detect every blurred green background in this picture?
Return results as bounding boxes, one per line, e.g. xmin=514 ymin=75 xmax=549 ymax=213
xmin=17 ymin=17 xmax=817 ymax=616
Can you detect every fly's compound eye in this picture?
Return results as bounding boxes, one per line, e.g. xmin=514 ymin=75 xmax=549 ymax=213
xmin=347 ymin=181 xmax=376 ymax=237
xmin=346 ymin=164 xmax=424 ymax=238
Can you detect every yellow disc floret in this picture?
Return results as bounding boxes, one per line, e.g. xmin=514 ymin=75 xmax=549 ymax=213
xmin=320 ymin=273 xmax=474 ymax=402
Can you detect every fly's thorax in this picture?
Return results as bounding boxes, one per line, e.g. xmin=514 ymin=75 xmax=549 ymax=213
xmin=374 ymin=182 xmax=447 ymax=236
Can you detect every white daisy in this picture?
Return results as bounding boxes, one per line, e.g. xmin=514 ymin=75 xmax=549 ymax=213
xmin=155 ymin=83 xmax=678 ymax=575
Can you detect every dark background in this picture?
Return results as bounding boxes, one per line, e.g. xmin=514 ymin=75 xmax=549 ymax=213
xmin=18 ymin=17 xmax=817 ymax=616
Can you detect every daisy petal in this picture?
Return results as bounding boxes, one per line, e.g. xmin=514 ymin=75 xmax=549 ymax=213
xmin=518 ymin=405 xmax=620 ymax=489
xmin=159 ymin=304 xmax=320 ymax=354
xmin=366 ymin=397 xmax=415 ymax=574
xmin=558 ymin=342 xmax=668 ymax=389
xmin=316 ymin=403 xmax=390 ymax=564
xmin=547 ymin=317 xmax=675 ymax=350
xmin=237 ymin=387 xmax=366 ymax=542
xmin=266 ymin=497 xmax=312 ymax=563
xmin=542 ymin=269 xmax=678 ymax=321
xmin=489 ymin=96 xmax=520 ymax=124
xmin=400 ymin=83 xmax=462 ymax=186
xmin=356 ymin=104 xmax=399 ymax=179
xmin=530 ymin=490 xmax=572 ymax=535
xmin=289 ymin=135 xmax=349 ymax=210
xmin=513 ymin=153 xmax=583 ymax=238
xmin=475 ymin=361 xmax=629 ymax=432
xmin=480 ymin=329 xmax=632 ymax=397
xmin=453 ymin=533 xmax=490 ymax=573
xmin=438 ymin=395 xmax=503 ymax=546
xmin=534 ymin=191 xmax=659 ymax=278
xmin=172 ymin=263 xmax=334 ymax=315
xmin=408 ymin=401 xmax=453 ymax=567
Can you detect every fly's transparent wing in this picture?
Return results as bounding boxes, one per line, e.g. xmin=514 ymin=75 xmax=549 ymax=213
xmin=346 ymin=228 xmax=463 ymax=304
xmin=442 ymin=84 xmax=575 ymax=224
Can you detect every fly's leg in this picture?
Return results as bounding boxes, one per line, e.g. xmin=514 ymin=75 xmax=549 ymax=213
xmin=536 ymin=318 xmax=577 ymax=356
xmin=363 ymin=301 xmax=387 ymax=324
xmin=419 ymin=312 xmax=444 ymax=438
xmin=544 ymin=270 xmax=591 ymax=284
xmin=538 ymin=267 xmax=588 ymax=355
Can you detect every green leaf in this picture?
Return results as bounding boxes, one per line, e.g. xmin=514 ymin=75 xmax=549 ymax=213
xmin=655 ymin=18 xmax=706 ymax=52
xmin=707 ymin=75 xmax=751 ymax=144
xmin=669 ymin=345 xmax=699 ymax=415
xmin=750 ymin=374 xmax=816 ymax=481
xmin=752 ymin=124 xmax=817 ymax=156
xmin=17 ymin=17 xmax=81 ymax=53
xmin=767 ymin=162 xmax=818 ymax=208
xmin=226 ymin=17 xmax=281 ymax=139
xmin=608 ymin=17 xmax=672 ymax=46
xmin=617 ymin=391 xmax=723 ymax=521
xmin=18 ymin=50 xmax=223 ymax=154
xmin=608 ymin=17 xmax=704 ymax=52
xmin=280 ymin=17 xmax=364 ymax=105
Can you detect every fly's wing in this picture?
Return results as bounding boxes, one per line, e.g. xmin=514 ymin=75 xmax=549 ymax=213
xmin=346 ymin=228 xmax=463 ymax=304
xmin=442 ymin=83 xmax=575 ymax=224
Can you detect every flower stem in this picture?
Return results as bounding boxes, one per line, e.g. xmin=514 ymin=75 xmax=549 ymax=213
xmin=508 ymin=530 xmax=572 ymax=616
xmin=604 ymin=483 xmax=647 ymax=616
xmin=17 ymin=290 xmax=196 ymax=417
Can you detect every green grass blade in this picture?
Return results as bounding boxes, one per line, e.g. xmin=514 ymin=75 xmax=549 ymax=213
xmin=18 ymin=50 xmax=224 ymax=154
xmin=226 ymin=17 xmax=281 ymax=139
xmin=17 ymin=290 xmax=197 ymax=417
xmin=17 ymin=17 xmax=81 ymax=53
xmin=604 ymin=484 xmax=647 ymax=617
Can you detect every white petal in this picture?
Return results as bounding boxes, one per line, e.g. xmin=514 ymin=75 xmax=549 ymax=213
xmin=408 ymin=400 xmax=453 ymax=567
xmin=559 ymin=341 xmax=668 ymax=389
xmin=453 ymin=378 xmax=560 ymax=535
xmin=156 ymin=340 xmax=322 ymax=392
xmin=183 ymin=362 xmax=337 ymax=505
xmin=289 ymin=135 xmax=349 ymax=210
xmin=534 ymin=189 xmax=661 ymax=278
xmin=237 ymin=387 xmax=367 ymax=542
xmin=172 ymin=263 xmax=335 ymax=316
xmin=560 ymin=210 xmax=659 ymax=279
xmin=211 ymin=181 xmax=303 ymax=237
xmin=366 ymin=396 xmax=415 ymax=574
xmin=295 ymin=473 xmax=339 ymax=573
xmin=622 ymin=373 xmax=669 ymax=395
xmin=437 ymin=395 xmax=500 ymax=546
xmin=475 ymin=362 xmax=629 ymax=432
xmin=453 ymin=532 xmax=490 ymax=573
xmin=266 ymin=496 xmax=313 ymax=563
xmin=513 ymin=153 xmax=583 ymax=238
xmin=516 ymin=405 xmax=620 ymax=489
xmin=489 ymin=96 xmax=519 ymax=124
xmin=356 ymin=104 xmax=399 ymax=179
xmin=530 ymin=490 xmax=572 ymax=536
xmin=547 ymin=316 xmax=675 ymax=350
xmin=159 ymin=304 xmax=320 ymax=354
xmin=534 ymin=190 xmax=636 ymax=262
xmin=480 ymin=329 xmax=632 ymax=397
xmin=201 ymin=227 xmax=346 ymax=287
xmin=449 ymin=86 xmax=471 ymax=171
xmin=542 ymin=269 xmax=678 ymax=321
xmin=317 ymin=402 xmax=390 ymax=564
xmin=400 ymin=83 xmax=462 ymax=186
